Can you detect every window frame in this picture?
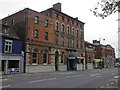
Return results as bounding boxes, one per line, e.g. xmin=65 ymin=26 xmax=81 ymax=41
xmin=72 ymin=39 xmax=74 ymax=48
xmin=55 ymin=21 xmax=59 ymax=31
xmin=56 ymin=14 xmax=59 ymax=20
xmin=44 ymin=19 xmax=48 ymax=27
xmin=76 ymin=39 xmax=79 ymax=48
xmin=44 ymin=32 xmax=48 ymax=40
xmin=34 ymin=16 xmax=39 ymax=24
xmin=61 ymin=23 xmax=64 ymax=33
xmin=3 ymin=28 xmax=9 ymax=35
xmin=72 ymin=27 xmax=74 ymax=36
xmin=67 ymin=25 xmax=70 ymax=34
xmin=62 ymin=16 xmax=64 ymax=21
xmin=4 ymin=40 xmax=13 ymax=53
xmin=11 ymin=19 xmax=15 ymax=25
xmin=32 ymin=49 xmax=38 ymax=65
xmin=61 ymin=36 xmax=64 ymax=46
xmin=43 ymin=50 xmax=48 ymax=64
xmin=55 ymin=34 xmax=58 ymax=45
xmin=67 ymin=38 xmax=70 ymax=47
xmin=33 ymin=29 xmax=39 ymax=38
xmin=76 ymin=29 xmax=79 ymax=37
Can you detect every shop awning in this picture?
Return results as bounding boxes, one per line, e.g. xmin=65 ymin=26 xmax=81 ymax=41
xmin=67 ymin=52 xmax=84 ymax=59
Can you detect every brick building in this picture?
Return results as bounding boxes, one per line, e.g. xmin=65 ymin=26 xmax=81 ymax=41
xmin=2 ymin=3 xmax=85 ymax=72
xmin=84 ymin=41 xmax=96 ymax=69
xmin=93 ymin=40 xmax=115 ymax=68
xmin=85 ymin=41 xmax=95 ymax=63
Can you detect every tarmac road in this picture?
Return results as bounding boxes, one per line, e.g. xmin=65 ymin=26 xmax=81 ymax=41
xmin=1 ymin=68 xmax=120 ymax=89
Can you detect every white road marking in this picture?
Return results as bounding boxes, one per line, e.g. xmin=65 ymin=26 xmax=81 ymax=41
xmin=90 ymin=74 xmax=95 ymax=76
xmin=96 ymin=75 xmax=101 ymax=77
xmin=47 ymin=78 xmax=56 ymax=80
xmin=90 ymin=74 xmax=100 ymax=77
xmin=0 ymin=85 xmax=11 ymax=88
xmin=29 ymin=78 xmax=56 ymax=84
xmin=100 ymin=86 xmax=105 ymax=88
xmin=71 ymin=75 xmax=81 ymax=77
xmin=106 ymin=84 xmax=110 ymax=86
xmin=111 ymin=82 xmax=114 ymax=85
xmin=65 ymin=75 xmax=81 ymax=78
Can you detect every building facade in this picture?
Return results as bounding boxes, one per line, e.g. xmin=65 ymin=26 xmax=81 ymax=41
xmin=84 ymin=41 xmax=95 ymax=69
xmin=41 ymin=3 xmax=85 ymax=71
xmin=0 ymin=24 xmax=23 ymax=74
xmin=93 ymin=40 xmax=115 ymax=68
xmin=2 ymin=3 xmax=85 ymax=73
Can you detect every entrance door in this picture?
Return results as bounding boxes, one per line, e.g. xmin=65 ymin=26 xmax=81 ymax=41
xmin=69 ymin=60 xmax=74 ymax=70
xmin=2 ymin=60 xmax=6 ymax=73
xmin=55 ymin=51 xmax=59 ymax=71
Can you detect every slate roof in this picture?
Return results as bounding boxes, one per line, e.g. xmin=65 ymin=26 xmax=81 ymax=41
xmin=1 ymin=24 xmax=20 ymax=40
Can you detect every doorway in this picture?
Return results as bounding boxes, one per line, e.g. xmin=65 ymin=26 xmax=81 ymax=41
xmin=2 ymin=60 xmax=6 ymax=73
xmin=55 ymin=51 xmax=59 ymax=71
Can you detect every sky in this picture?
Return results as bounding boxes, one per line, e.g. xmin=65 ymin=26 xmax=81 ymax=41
xmin=0 ymin=0 xmax=118 ymax=57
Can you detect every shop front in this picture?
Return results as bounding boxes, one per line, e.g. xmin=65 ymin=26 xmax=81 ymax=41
xmin=67 ymin=57 xmax=78 ymax=71
xmin=1 ymin=54 xmax=23 ymax=74
xmin=66 ymin=50 xmax=78 ymax=71
xmin=93 ymin=59 xmax=103 ymax=69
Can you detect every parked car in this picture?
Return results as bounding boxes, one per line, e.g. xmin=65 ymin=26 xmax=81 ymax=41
xmin=114 ymin=62 xmax=120 ymax=67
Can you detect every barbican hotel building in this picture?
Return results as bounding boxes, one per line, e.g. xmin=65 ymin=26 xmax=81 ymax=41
xmin=2 ymin=3 xmax=85 ymax=72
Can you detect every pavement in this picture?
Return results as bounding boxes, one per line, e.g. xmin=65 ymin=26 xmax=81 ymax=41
xmin=0 ymin=70 xmax=71 ymax=80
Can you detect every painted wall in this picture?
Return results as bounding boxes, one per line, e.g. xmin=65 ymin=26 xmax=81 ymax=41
xmin=2 ymin=37 xmax=22 ymax=54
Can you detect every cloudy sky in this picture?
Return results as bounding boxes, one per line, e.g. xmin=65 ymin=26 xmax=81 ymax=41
xmin=0 ymin=0 xmax=118 ymax=57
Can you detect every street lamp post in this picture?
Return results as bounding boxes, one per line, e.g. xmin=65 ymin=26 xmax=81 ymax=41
xmin=118 ymin=12 xmax=120 ymax=58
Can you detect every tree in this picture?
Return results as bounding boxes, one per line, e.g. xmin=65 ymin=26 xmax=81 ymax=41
xmin=91 ymin=0 xmax=120 ymax=19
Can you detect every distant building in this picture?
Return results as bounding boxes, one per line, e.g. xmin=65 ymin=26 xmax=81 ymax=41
xmin=85 ymin=41 xmax=95 ymax=63
xmin=0 ymin=24 xmax=23 ymax=74
xmin=93 ymin=40 xmax=115 ymax=68
xmin=84 ymin=41 xmax=96 ymax=69
xmin=2 ymin=3 xmax=85 ymax=73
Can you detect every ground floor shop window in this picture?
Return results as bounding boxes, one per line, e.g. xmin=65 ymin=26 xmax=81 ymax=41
xmin=32 ymin=49 xmax=38 ymax=64
xmin=43 ymin=50 xmax=48 ymax=64
xmin=1 ymin=60 xmax=20 ymax=74
xmin=8 ymin=60 xmax=19 ymax=73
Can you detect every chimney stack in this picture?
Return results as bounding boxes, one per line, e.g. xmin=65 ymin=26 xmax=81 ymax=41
xmin=75 ymin=17 xmax=78 ymax=20
xmin=93 ymin=40 xmax=100 ymax=45
xmin=53 ymin=2 xmax=61 ymax=12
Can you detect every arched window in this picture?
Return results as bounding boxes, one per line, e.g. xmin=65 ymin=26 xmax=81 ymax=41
xmin=76 ymin=29 xmax=79 ymax=37
xmin=72 ymin=27 xmax=74 ymax=35
xmin=61 ymin=52 xmax=64 ymax=64
xmin=32 ymin=49 xmax=38 ymax=64
xmin=61 ymin=23 xmax=64 ymax=33
xmin=55 ymin=21 xmax=59 ymax=31
xmin=67 ymin=25 xmax=70 ymax=34
xmin=43 ymin=49 xmax=48 ymax=64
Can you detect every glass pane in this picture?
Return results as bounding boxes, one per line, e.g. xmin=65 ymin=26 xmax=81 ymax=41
xmin=5 ymin=45 xmax=8 ymax=52
xmin=43 ymin=54 xmax=47 ymax=63
xmin=32 ymin=59 xmax=37 ymax=63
